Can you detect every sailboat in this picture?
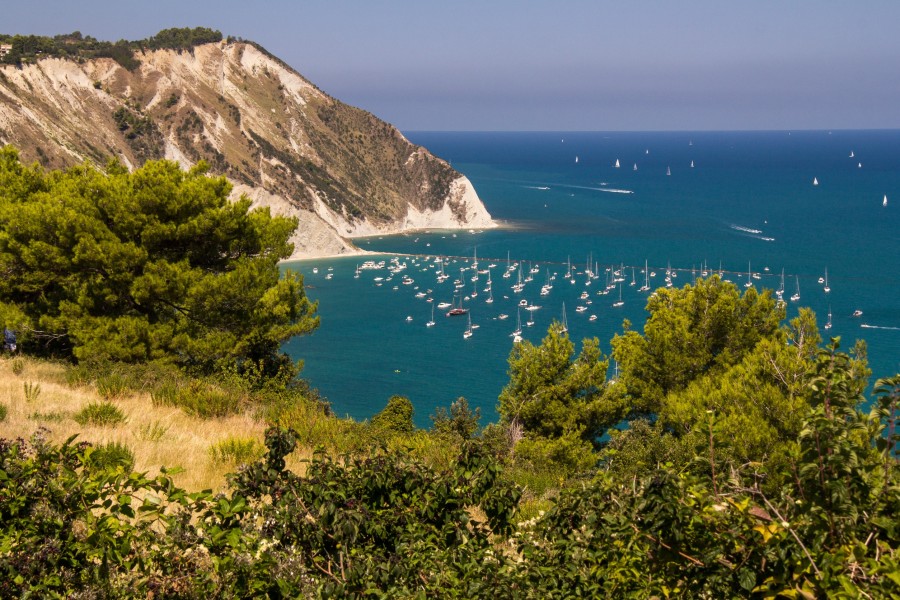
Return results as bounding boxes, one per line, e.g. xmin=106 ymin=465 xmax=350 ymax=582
xmin=526 ymin=306 xmax=536 ymax=327
xmin=690 ymin=160 xmax=695 ymax=168
xmin=849 ymin=150 xmax=855 ymax=158
xmin=823 ymin=268 xmax=830 ymax=294
xmin=639 ymin=259 xmax=650 ymax=292
xmin=666 ymin=166 xmax=671 ymax=176
xmin=824 ymin=305 xmax=832 ymax=330
xmin=511 ymin=308 xmax=523 ymax=343
xmin=744 ymin=261 xmax=753 ymax=288
xmin=575 ymin=156 xmax=579 ymax=164
xmin=813 ymin=177 xmax=819 ymax=186
xmin=463 ymin=314 xmax=473 ymax=339
xmin=776 ymin=268 xmax=785 ymax=299
xmin=633 ymin=163 xmax=638 ymax=171
xmin=614 ymin=158 xmax=620 ymax=168
xmin=446 ymin=293 xmax=468 ymax=316
xmin=426 ymin=305 xmax=436 ymax=327
xmin=884 ymin=195 xmax=889 ymax=207
xmin=485 ymin=287 xmax=494 ymax=304
xmin=790 ymin=276 xmax=801 ymax=302
xmin=559 ymin=303 xmax=568 ymax=333
xmin=612 ymin=284 xmax=624 ymax=308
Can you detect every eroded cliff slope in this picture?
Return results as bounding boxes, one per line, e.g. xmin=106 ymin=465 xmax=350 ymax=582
xmin=0 ymin=39 xmax=494 ymax=258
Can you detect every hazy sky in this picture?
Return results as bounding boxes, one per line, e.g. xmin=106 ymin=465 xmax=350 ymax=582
xmin=4 ymin=1 xmax=899 ymax=131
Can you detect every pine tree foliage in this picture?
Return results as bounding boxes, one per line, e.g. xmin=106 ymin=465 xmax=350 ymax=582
xmin=0 ymin=147 xmax=317 ymax=373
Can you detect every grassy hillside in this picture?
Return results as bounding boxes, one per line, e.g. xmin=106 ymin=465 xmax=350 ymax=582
xmin=0 ymin=356 xmax=309 ymax=491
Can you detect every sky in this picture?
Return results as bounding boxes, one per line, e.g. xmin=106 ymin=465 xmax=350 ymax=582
xmin=4 ymin=1 xmax=900 ymax=131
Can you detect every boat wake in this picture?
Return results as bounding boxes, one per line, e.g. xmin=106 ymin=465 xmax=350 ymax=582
xmin=525 ymin=185 xmax=551 ymax=190
xmin=728 ymin=223 xmax=774 ymax=242
xmin=597 ymin=188 xmax=635 ymax=195
xmin=556 ymin=183 xmax=634 ymax=195
xmin=860 ymin=324 xmax=900 ymax=331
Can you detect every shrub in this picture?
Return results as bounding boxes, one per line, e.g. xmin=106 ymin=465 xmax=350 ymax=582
xmin=74 ymin=402 xmax=126 ymax=426
xmin=11 ymin=357 xmax=25 ymax=375
xmin=136 ymin=420 xmax=169 ymax=442
xmin=209 ymin=436 xmax=264 ymax=466
xmin=0 ymin=403 xmax=6 ymax=422
xmin=28 ymin=411 xmax=66 ymax=423
xmin=370 ymin=395 xmax=414 ymax=435
xmin=86 ymin=441 xmax=134 ymax=472
xmin=23 ymin=381 xmax=40 ymax=402
xmin=151 ymin=380 xmax=243 ymax=418
xmin=96 ymin=373 xmax=129 ymax=400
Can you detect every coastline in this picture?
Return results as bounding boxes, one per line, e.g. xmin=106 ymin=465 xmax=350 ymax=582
xmin=281 ymin=219 xmax=521 ymax=262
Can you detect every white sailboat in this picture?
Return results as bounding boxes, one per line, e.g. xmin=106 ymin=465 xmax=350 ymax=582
xmin=813 ymin=177 xmax=819 ymax=186
xmin=486 ymin=287 xmax=494 ymax=304
xmin=790 ymin=276 xmax=801 ymax=302
xmin=744 ymin=261 xmax=753 ymax=288
xmin=666 ymin=166 xmax=671 ymax=176
xmin=639 ymin=259 xmax=650 ymax=292
xmin=575 ymin=156 xmax=579 ymax=164
xmin=559 ymin=302 xmax=568 ymax=333
xmin=690 ymin=160 xmax=695 ymax=168
xmin=426 ymin=305 xmax=436 ymax=327
xmin=633 ymin=163 xmax=638 ymax=171
xmin=824 ymin=306 xmax=832 ymax=330
xmin=614 ymin=158 xmax=620 ymax=168
xmin=884 ymin=195 xmax=888 ymax=207
xmin=612 ymin=284 xmax=624 ymax=308
xmin=511 ymin=308 xmax=523 ymax=342
xmin=776 ymin=268 xmax=785 ymax=299
xmin=849 ymin=150 xmax=854 ymax=158
xmin=463 ymin=314 xmax=473 ymax=339
xmin=823 ymin=268 xmax=830 ymax=294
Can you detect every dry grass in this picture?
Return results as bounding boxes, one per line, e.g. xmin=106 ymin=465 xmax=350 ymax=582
xmin=0 ymin=356 xmax=311 ymax=492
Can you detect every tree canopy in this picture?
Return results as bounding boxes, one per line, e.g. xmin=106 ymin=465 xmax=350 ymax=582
xmin=0 ymin=147 xmax=317 ymax=374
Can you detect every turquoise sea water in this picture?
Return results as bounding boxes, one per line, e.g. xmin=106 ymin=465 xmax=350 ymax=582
xmin=283 ymin=130 xmax=900 ymax=427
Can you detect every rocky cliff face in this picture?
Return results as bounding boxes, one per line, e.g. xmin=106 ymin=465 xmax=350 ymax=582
xmin=0 ymin=40 xmax=494 ymax=258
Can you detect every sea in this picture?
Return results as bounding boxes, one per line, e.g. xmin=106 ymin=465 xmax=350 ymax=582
xmin=282 ymin=130 xmax=900 ymax=427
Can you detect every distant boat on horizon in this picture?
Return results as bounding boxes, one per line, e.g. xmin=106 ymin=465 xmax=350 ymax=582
xmin=813 ymin=177 xmax=819 ymax=186
xmin=884 ymin=194 xmax=889 ymax=207
xmin=575 ymin=156 xmax=579 ymax=163
xmin=614 ymin=158 xmax=620 ymax=168
xmin=690 ymin=160 xmax=694 ymax=168
xmin=633 ymin=163 xmax=638 ymax=171
xmin=666 ymin=166 xmax=671 ymax=176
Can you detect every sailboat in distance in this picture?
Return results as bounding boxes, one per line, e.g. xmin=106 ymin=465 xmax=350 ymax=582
xmin=614 ymin=158 xmax=620 ymax=168
xmin=884 ymin=194 xmax=888 ymax=207
xmin=612 ymin=284 xmax=624 ymax=308
xmin=511 ymin=307 xmax=523 ymax=343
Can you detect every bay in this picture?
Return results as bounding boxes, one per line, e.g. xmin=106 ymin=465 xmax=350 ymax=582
xmin=283 ymin=130 xmax=900 ymax=427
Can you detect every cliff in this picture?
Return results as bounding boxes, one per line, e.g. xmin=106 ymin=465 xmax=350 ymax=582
xmin=0 ymin=38 xmax=494 ymax=258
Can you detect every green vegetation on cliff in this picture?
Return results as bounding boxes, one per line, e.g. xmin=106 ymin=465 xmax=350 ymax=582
xmin=0 ymin=27 xmax=222 ymax=69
